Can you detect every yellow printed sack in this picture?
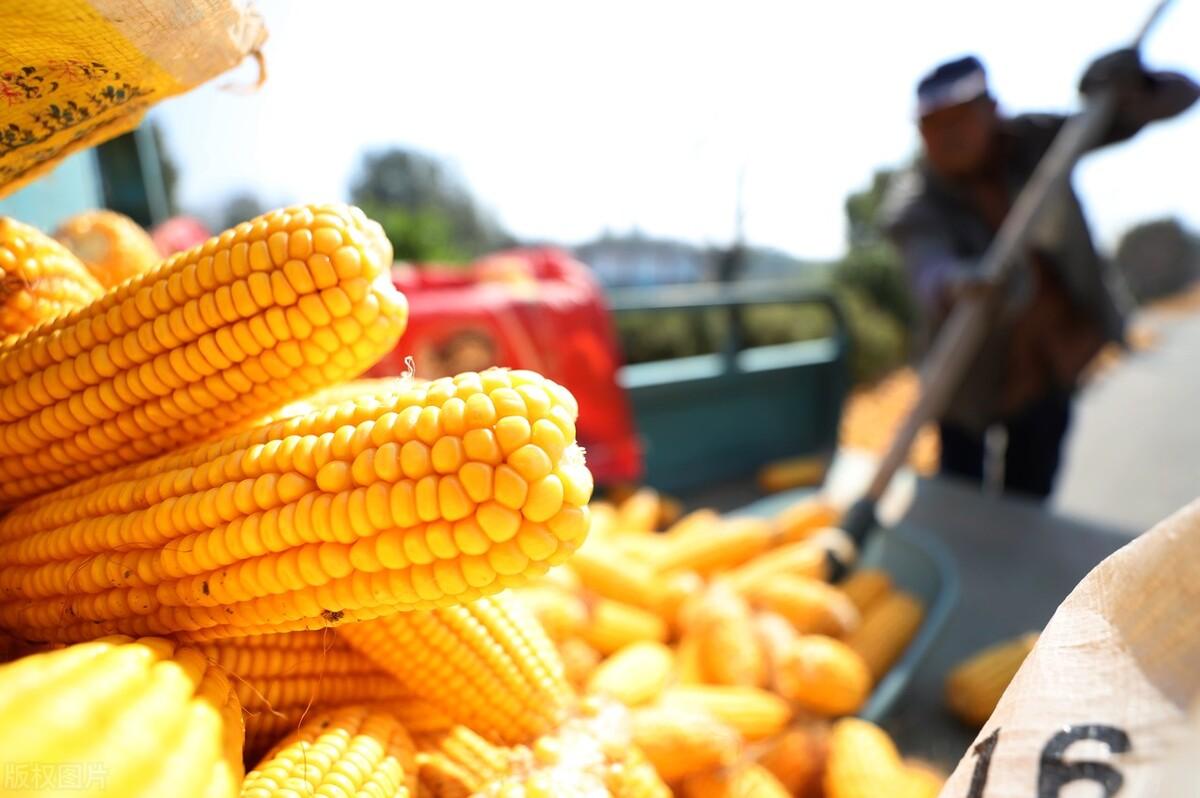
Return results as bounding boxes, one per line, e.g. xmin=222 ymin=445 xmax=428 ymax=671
xmin=0 ymin=0 xmax=265 ymax=196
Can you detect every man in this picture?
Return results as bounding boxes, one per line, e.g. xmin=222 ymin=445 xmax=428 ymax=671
xmin=882 ymin=51 xmax=1197 ymax=500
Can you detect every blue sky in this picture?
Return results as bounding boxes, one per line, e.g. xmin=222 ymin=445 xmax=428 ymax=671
xmin=152 ymin=0 xmax=1200 ymax=259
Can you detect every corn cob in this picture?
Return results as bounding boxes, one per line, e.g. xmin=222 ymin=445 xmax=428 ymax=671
xmin=903 ymin=761 xmax=946 ymax=798
xmin=511 ymin=583 xmax=588 ymax=641
xmin=687 ymin=584 xmax=768 ymax=687
xmin=567 ymin=544 xmax=668 ymax=611
xmin=0 ymin=203 xmax=408 ymax=507
xmin=654 ymin=517 xmax=775 ymax=575
xmin=339 ymin=592 xmax=573 ymax=745
xmin=242 ymin=704 xmax=417 ymax=798
xmin=721 ymin=540 xmax=829 ymax=593
xmin=673 ymin=630 xmax=706 ymax=684
xmin=55 ymin=210 xmax=162 ymax=289
xmin=0 ymin=369 xmax=591 ymax=643
xmin=0 ymin=216 xmax=102 ymax=335
xmin=661 ymin=685 xmax=792 ymax=741
xmin=245 ymin=697 xmax=453 ymax=757
xmin=823 ymin=718 xmax=908 ymax=798
xmin=681 ymin=763 xmax=793 ymax=798
xmin=839 ymin=568 xmax=893 ymax=613
xmin=743 ymin=574 xmax=860 ymax=637
xmin=413 ymin=725 xmax=513 ymax=798
xmin=663 ymin=507 xmax=721 ymax=539
xmin=657 ymin=569 xmax=704 ymax=631
xmin=586 ymin=640 xmax=674 ymax=706
xmin=629 ymin=705 xmax=741 ymax=783
xmin=757 ymin=724 xmax=828 ymax=797
xmin=615 ymin=487 xmax=664 ymax=532
xmin=844 ymin=591 xmax=925 ymax=680
xmin=945 ymin=631 xmax=1038 ymax=728
xmin=773 ymin=497 xmax=840 ymax=542
xmin=373 ymin=697 xmax=457 ymax=735
xmin=774 ymin=635 xmax=872 ymax=716
xmin=557 ymin=636 xmax=602 ymax=688
xmin=581 ymin=597 xmax=669 ymax=655
xmin=0 ymin=635 xmax=242 ymax=798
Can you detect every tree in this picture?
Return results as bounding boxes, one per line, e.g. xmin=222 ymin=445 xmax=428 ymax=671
xmin=845 ymin=168 xmax=898 ymax=248
xmin=349 ymin=148 xmax=511 ymax=261
xmin=1114 ymin=217 xmax=1200 ymax=303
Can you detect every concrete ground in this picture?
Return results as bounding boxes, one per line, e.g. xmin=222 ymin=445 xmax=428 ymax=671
xmin=1053 ymin=306 xmax=1200 ymax=535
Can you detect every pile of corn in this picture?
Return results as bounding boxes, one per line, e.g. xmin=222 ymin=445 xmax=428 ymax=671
xmin=0 ymin=205 xmax=939 ymax=797
xmin=511 ymin=488 xmax=945 ymax=797
xmin=838 ymin=369 xmax=940 ymax=476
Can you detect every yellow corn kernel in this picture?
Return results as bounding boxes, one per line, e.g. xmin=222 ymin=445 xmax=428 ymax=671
xmin=0 ymin=204 xmax=408 ymax=507
xmin=844 ymin=591 xmax=925 ymax=680
xmin=840 ymin=568 xmax=893 ymax=613
xmin=242 ymin=705 xmax=417 ymax=798
xmin=757 ymin=724 xmax=828 ymax=797
xmin=680 ymin=763 xmax=793 ymax=798
xmin=0 ymin=369 xmax=590 ymax=643
xmin=55 ymin=210 xmax=161 ymax=288
xmin=630 ymin=705 xmax=741 ymax=783
xmin=0 ymin=216 xmax=102 ymax=335
xmin=413 ymin=725 xmax=514 ymax=797
xmin=773 ymin=496 xmax=840 ymax=542
xmin=685 ymin=584 xmax=768 ymax=687
xmin=557 ymin=637 xmax=602 ymax=689
xmin=823 ymin=718 xmax=909 ymax=798
xmin=945 ymin=631 xmax=1038 ymax=728
xmin=661 ymin=685 xmax=791 ymax=741
xmin=586 ymin=641 xmax=674 ymax=706
xmin=654 ymin=517 xmax=775 ymax=575
xmin=581 ymin=598 xmax=669 ymax=656
xmin=338 ymin=592 xmax=573 ymax=745
xmin=0 ymin=635 xmax=243 ymax=798
xmin=743 ymin=574 xmax=861 ymax=638
xmin=511 ymin=584 xmax=588 ymax=641
xmin=774 ymin=634 xmax=872 ymax=716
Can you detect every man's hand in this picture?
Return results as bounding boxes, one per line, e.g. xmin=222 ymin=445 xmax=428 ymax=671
xmin=1079 ymin=48 xmax=1148 ymax=97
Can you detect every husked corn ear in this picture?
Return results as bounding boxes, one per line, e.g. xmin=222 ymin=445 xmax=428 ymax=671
xmin=758 ymin=724 xmax=828 ymax=797
xmin=722 ymin=540 xmax=829 ymax=593
xmin=586 ymin=640 xmax=674 ymax=706
xmin=903 ymin=761 xmax=946 ymax=798
xmin=630 ymin=705 xmax=741 ymax=783
xmin=744 ymin=574 xmax=860 ymax=637
xmin=413 ymin=725 xmax=513 ymax=798
xmin=663 ymin=508 xmax=721 ymax=539
xmin=945 ymin=631 xmax=1038 ymax=728
xmin=558 ymin=637 xmax=602 ymax=688
xmin=0 ymin=217 xmax=102 ymax=335
xmin=687 ymin=584 xmax=767 ymax=687
xmin=511 ymin=584 xmax=588 ymax=641
xmin=655 ymin=517 xmax=774 ymax=575
xmin=673 ymin=631 xmax=706 ymax=684
xmin=339 ymin=592 xmax=573 ymax=745
xmin=615 ymin=487 xmax=664 ymax=532
xmin=0 ymin=369 xmax=591 ymax=643
xmin=774 ymin=497 xmax=840 ymax=543
xmin=657 ymin=569 xmax=705 ymax=631
xmin=774 ymin=635 xmax=871 ymax=716
xmin=845 ymin=591 xmax=925 ymax=680
xmin=839 ymin=568 xmax=893 ymax=613
xmin=582 ymin=598 xmax=669 ymax=655
xmin=194 ymin=628 xmax=374 ymax=678
xmin=681 ymin=764 xmax=792 ymax=798
xmin=823 ymin=718 xmax=907 ymax=798
xmin=661 ymin=685 xmax=792 ymax=741
xmin=568 ymin=543 xmax=668 ymax=611
xmin=0 ymin=635 xmax=243 ymax=798
xmin=55 ymin=210 xmax=161 ymax=288
xmin=0 ymin=203 xmax=407 ymax=506
xmin=242 ymin=705 xmax=417 ymax=798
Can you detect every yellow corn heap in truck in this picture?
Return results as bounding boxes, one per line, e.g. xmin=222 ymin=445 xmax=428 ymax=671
xmin=0 ymin=369 xmax=592 ymax=642
xmin=0 ymin=203 xmax=408 ymax=507
xmin=0 ymin=217 xmax=103 ymax=336
xmin=55 ymin=210 xmax=163 ymax=289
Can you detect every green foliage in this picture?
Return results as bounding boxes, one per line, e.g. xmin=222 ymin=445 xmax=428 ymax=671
xmin=358 ymin=202 xmax=466 ymax=264
xmin=845 ymin=168 xmax=897 ymax=248
xmin=835 ymin=287 xmax=909 ymax=385
xmin=350 ymin=148 xmax=511 ymax=259
xmin=833 ymin=242 xmax=917 ymax=330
